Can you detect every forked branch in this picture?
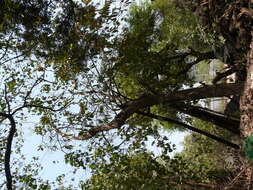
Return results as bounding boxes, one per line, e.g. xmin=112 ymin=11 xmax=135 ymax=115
xmin=55 ymin=83 xmax=243 ymax=141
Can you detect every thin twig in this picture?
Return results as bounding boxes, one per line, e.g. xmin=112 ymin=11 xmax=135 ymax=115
xmin=0 ymin=54 xmax=24 ymax=65
xmin=23 ymin=76 xmax=44 ymax=104
xmin=0 ymin=32 xmax=13 ymax=62
xmin=12 ymin=103 xmax=69 ymax=115
xmin=101 ymin=131 xmax=111 ymax=146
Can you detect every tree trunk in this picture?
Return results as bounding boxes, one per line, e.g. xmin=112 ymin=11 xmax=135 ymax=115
xmin=240 ymin=33 xmax=253 ymax=138
xmin=240 ymin=31 xmax=253 ymax=190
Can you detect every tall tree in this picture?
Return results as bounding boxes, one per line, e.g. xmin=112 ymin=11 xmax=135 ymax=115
xmin=0 ymin=0 xmax=250 ymax=189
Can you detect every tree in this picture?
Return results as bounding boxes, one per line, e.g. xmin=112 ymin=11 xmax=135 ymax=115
xmin=0 ymin=0 xmax=251 ymax=189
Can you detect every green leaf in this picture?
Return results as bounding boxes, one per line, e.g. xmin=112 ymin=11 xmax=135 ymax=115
xmin=244 ymin=134 xmax=253 ymax=160
xmin=7 ymin=80 xmax=16 ymax=92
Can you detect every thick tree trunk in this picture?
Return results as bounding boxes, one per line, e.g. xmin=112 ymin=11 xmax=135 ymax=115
xmin=240 ymin=31 xmax=253 ymax=190
xmin=240 ymin=34 xmax=253 ymax=138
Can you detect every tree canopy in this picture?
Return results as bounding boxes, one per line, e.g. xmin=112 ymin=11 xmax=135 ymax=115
xmin=0 ymin=0 xmax=253 ymax=189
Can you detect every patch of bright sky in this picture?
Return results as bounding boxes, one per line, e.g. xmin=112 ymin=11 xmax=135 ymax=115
xmin=21 ymin=127 xmax=89 ymax=188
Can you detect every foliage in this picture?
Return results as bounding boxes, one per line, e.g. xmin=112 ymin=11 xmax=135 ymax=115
xmin=178 ymin=119 xmax=229 ymax=182
xmin=81 ymin=152 xmax=170 ymax=190
xmin=111 ymin=0 xmax=198 ymax=96
xmin=0 ymin=0 xmax=129 ymax=79
xmin=102 ymin=0 xmax=219 ymax=132
xmin=82 ymin=150 xmax=218 ymax=190
xmin=82 ymin=119 xmax=231 ymax=190
xmin=0 ymin=0 xmax=244 ymax=189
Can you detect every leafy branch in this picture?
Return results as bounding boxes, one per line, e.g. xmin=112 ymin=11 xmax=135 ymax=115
xmin=54 ymin=83 xmax=242 ymax=141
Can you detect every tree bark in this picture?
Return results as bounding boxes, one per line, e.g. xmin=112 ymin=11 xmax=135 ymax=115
xmin=240 ymin=33 xmax=253 ymax=138
xmin=240 ymin=31 xmax=253 ymax=190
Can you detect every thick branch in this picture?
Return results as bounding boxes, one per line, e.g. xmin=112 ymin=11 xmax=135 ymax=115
xmin=178 ymin=50 xmax=216 ymax=75
xmin=57 ymin=83 xmax=243 ymax=140
xmin=212 ymin=66 xmax=238 ymax=84
xmin=0 ymin=113 xmax=16 ymax=190
xmin=137 ymin=111 xmax=239 ymax=149
xmin=164 ymin=82 xmax=242 ymax=102
xmin=170 ymin=103 xmax=240 ymax=135
xmin=240 ymin=33 xmax=253 ymax=138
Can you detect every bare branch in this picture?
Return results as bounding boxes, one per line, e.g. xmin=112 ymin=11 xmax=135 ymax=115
xmin=101 ymin=131 xmax=112 ymax=146
xmin=23 ymin=77 xmax=44 ymax=104
xmin=0 ymin=54 xmax=24 ymax=65
xmin=0 ymin=44 xmax=9 ymax=62
xmin=0 ymin=32 xmax=14 ymax=62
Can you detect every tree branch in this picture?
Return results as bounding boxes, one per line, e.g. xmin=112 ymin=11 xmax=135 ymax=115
xmin=56 ymin=83 xmax=243 ymax=141
xmin=23 ymin=77 xmax=44 ymax=105
xmin=4 ymin=85 xmax=11 ymax=114
xmin=0 ymin=113 xmax=16 ymax=190
xmin=212 ymin=66 xmax=238 ymax=84
xmin=0 ymin=32 xmax=13 ymax=62
xmin=177 ymin=50 xmax=216 ymax=75
xmin=12 ymin=103 xmax=69 ymax=115
xmin=170 ymin=103 xmax=240 ymax=134
xmin=137 ymin=111 xmax=239 ymax=149
xmin=163 ymin=82 xmax=242 ymax=102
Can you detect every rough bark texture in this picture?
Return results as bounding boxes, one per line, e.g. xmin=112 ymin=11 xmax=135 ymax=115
xmin=239 ymin=31 xmax=253 ymax=190
xmin=179 ymin=1 xmax=253 ymax=188
xmin=240 ymin=33 xmax=253 ymax=138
